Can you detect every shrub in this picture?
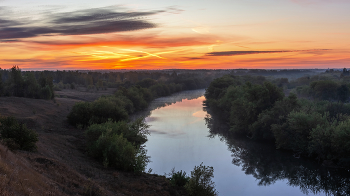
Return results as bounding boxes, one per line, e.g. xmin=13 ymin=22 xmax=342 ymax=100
xmin=86 ymin=118 xmax=149 ymax=147
xmin=94 ymin=133 xmax=137 ymax=170
xmin=85 ymin=119 xmax=150 ymax=172
xmin=169 ymin=169 xmax=190 ymax=187
xmin=67 ymin=102 xmax=92 ymax=127
xmin=89 ymin=97 xmax=129 ymax=125
xmin=185 ymin=163 xmax=218 ymax=196
xmin=67 ymin=96 xmax=130 ymax=128
xmin=0 ymin=116 xmax=38 ymax=151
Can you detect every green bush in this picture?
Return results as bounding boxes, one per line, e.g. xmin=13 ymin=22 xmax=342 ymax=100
xmin=67 ymin=102 xmax=93 ymax=127
xmin=86 ymin=118 xmax=149 ymax=146
xmin=89 ymin=97 xmax=129 ymax=125
xmin=169 ymin=169 xmax=190 ymax=187
xmin=67 ymin=96 xmax=130 ymax=128
xmin=85 ymin=119 xmax=150 ymax=172
xmin=0 ymin=116 xmax=38 ymax=151
xmin=185 ymin=163 xmax=218 ymax=196
xmin=94 ymin=133 xmax=137 ymax=171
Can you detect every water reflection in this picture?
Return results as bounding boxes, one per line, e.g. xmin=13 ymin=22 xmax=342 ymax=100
xmin=205 ymin=110 xmax=350 ymax=196
xmin=130 ymin=89 xmax=205 ymax=121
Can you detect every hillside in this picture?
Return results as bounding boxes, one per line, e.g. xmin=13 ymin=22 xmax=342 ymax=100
xmin=0 ymin=88 xmax=186 ymax=195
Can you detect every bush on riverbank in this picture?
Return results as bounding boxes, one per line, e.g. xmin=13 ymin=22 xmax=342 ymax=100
xmin=169 ymin=169 xmax=190 ymax=187
xmin=185 ymin=163 xmax=218 ymax=196
xmin=85 ymin=118 xmax=149 ymax=173
xmin=168 ymin=163 xmax=218 ymax=196
xmin=67 ymin=96 xmax=130 ymax=128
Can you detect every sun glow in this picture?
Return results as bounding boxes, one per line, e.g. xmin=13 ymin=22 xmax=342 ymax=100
xmin=0 ymin=1 xmax=349 ymax=70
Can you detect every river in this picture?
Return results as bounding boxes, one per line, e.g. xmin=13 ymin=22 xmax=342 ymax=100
xmin=143 ymin=89 xmax=350 ymax=196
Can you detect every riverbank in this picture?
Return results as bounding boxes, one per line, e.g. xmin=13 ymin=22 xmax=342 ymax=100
xmin=0 ymin=88 xmax=187 ymax=195
xmin=143 ymin=89 xmax=350 ymax=196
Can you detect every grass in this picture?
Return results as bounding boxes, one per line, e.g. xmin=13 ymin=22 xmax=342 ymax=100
xmin=0 ymin=144 xmax=61 ymax=196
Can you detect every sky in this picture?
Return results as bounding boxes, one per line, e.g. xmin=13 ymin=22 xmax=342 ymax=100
xmin=0 ymin=0 xmax=350 ymax=70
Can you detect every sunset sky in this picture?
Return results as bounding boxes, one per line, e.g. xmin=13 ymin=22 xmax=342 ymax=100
xmin=1 ymin=0 xmax=350 ymax=70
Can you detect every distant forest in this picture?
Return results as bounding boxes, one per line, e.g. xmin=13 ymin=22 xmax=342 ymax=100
xmin=0 ymin=66 xmax=228 ymax=100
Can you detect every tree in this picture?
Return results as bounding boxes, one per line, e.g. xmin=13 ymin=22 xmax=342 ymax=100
xmin=10 ymin=65 xmax=23 ymax=96
xmin=0 ymin=68 xmax=3 ymax=96
xmin=23 ymin=72 xmax=39 ymax=98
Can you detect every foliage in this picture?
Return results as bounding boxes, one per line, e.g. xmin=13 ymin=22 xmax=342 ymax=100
xmin=310 ymin=80 xmax=338 ymax=100
xmin=67 ymin=77 xmax=191 ymax=128
xmin=185 ymin=163 xmax=218 ymax=196
xmin=0 ymin=66 xmax=54 ymax=99
xmin=331 ymin=120 xmax=350 ymax=164
xmin=0 ymin=116 xmax=38 ymax=151
xmin=86 ymin=118 xmax=149 ymax=146
xmin=67 ymin=96 xmax=130 ymax=128
xmin=272 ymin=111 xmax=325 ymax=154
xmin=226 ymin=81 xmax=284 ymax=135
xmin=85 ymin=119 xmax=150 ymax=172
xmin=204 ymin=75 xmax=238 ymax=100
xmin=251 ymin=93 xmax=300 ymax=140
xmin=205 ymin=74 xmax=350 ymax=166
xmin=67 ymin=102 xmax=93 ymax=128
xmin=169 ymin=168 xmax=190 ymax=187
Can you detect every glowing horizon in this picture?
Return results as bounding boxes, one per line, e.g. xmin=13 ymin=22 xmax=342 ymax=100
xmin=1 ymin=0 xmax=350 ymax=70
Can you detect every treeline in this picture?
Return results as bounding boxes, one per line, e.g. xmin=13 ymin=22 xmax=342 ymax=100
xmin=205 ymin=75 xmax=350 ymax=166
xmin=51 ymin=70 xmax=215 ymax=91
xmin=232 ymin=69 xmax=323 ymax=80
xmin=1 ymin=66 xmax=221 ymax=95
xmin=0 ymin=66 xmax=54 ymax=99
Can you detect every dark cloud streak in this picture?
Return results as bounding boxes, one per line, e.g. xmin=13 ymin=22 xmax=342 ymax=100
xmin=52 ymin=8 xmax=164 ymax=23
xmin=0 ymin=6 xmax=162 ymax=40
xmin=206 ymin=49 xmax=330 ymax=56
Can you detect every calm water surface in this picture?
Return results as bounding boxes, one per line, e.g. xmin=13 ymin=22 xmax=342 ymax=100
xmin=144 ymin=89 xmax=350 ymax=196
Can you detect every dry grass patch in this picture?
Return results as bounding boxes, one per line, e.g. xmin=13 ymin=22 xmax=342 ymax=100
xmin=0 ymin=144 xmax=65 ymax=196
